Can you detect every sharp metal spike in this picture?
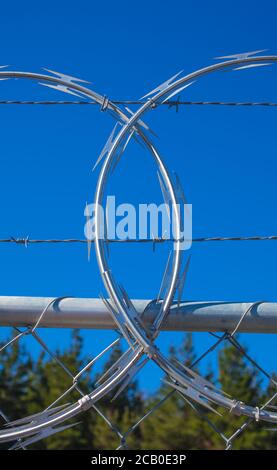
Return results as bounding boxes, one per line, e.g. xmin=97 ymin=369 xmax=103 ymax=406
xmin=173 ymin=171 xmax=189 ymax=232
xmin=9 ymin=439 xmax=35 ymax=451
xmin=39 ymin=82 xmax=85 ymax=98
xmin=164 ymin=379 xmax=221 ymax=416
xmin=176 ymin=255 xmax=191 ymax=310
xmin=0 ymin=410 xmax=8 ymax=422
xmin=96 ymin=347 xmax=133 ymax=385
xmin=233 ymin=63 xmax=271 ymax=71
xmin=181 ymin=389 xmax=222 ymax=416
xmin=119 ymin=285 xmax=132 ymax=310
xmin=172 ymin=173 xmax=192 ymax=252
xmin=111 ymin=130 xmax=134 ymax=174
xmin=140 ymin=71 xmax=184 ymax=100
xmin=173 ymin=172 xmax=187 ymax=205
xmin=161 ymin=81 xmax=195 ymax=104
xmin=214 ymin=49 xmax=268 ymax=60
xmin=157 ymin=170 xmax=171 ymax=217
xmin=74 ymin=337 xmax=121 ymax=383
xmin=100 ymin=294 xmax=134 ymax=348
xmin=92 ymin=123 xmax=119 ymax=171
xmin=10 ymin=421 xmax=81 ymax=449
xmin=111 ymin=358 xmax=148 ymax=401
xmin=4 ymin=403 xmax=70 ymax=427
xmin=100 ymin=293 xmax=118 ymax=318
xmin=100 ymin=295 xmax=133 ymax=348
xmin=0 ymin=66 xmax=11 ymax=80
xmin=43 ymin=68 xmax=90 ymax=84
xmin=171 ymin=358 xmax=221 ymax=394
xmin=119 ymin=285 xmax=145 ymax=325
xmin=110 ymin=376 xmax=133 ymax=402
xmin=157 ymin=250 xmax=172 ymax=301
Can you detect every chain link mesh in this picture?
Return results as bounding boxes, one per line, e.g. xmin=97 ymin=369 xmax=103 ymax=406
xmin=0 ymin=303 xmax=276 ymax=450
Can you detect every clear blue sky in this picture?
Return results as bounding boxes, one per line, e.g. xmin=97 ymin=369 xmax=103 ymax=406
xmin=0 ymin=0 xmax=276 ymax=392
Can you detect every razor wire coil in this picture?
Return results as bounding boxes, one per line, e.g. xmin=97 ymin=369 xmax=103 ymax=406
xmin=0 ymin=53 xmax=277 ymax=450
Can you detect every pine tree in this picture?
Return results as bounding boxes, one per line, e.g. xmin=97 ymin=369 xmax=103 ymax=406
xmin=207 ymin=337 xmax=269 ymax=449
xmin=93 ymin=342 xmax=144 ymax=449
xmin=140 ymin=333 xmax=215 ymax=449
xmin=0 ymin=330 xmax=275 ymax=450
xmin=0 ymin=333 xmax=34 ymax=449
xmin=22 ymin=330 xmax=97 ymax=449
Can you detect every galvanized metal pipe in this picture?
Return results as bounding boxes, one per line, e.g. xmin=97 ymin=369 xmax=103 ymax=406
xmin=0 ymin=296 xmax=276 ymax=333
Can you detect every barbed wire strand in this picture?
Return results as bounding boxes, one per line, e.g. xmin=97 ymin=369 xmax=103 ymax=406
xmin=1 ymin=235 xmax=277 ymax=247
xmin=0 ymin=100 xmax=276 ymax=107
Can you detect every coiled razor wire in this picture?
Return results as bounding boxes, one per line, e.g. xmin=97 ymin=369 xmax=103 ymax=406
xmin=0 ymin=50 xmax=277 ymax=449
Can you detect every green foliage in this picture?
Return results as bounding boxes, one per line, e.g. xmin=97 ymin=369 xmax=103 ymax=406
xmin=0 ymin=332 xmax=276 ymax=450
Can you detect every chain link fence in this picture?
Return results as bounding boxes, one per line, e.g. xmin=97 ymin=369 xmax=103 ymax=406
xmin=0 ymin=301 xmax=276 ymax=450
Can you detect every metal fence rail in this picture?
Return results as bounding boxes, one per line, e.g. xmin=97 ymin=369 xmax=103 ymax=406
xmin=1 ymin=303 xmax=276 ymax=450
xmin=0 ymin=296 xmax=277 ymax=333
